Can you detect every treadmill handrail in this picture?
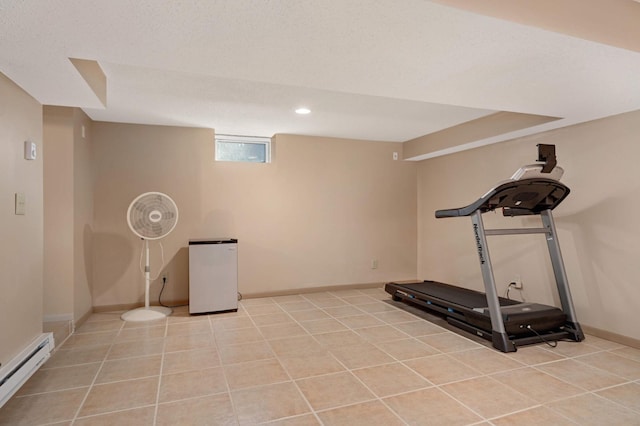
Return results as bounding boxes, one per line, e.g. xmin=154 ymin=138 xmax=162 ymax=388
xmin=435 ymin=177 xmax=570 ymax=218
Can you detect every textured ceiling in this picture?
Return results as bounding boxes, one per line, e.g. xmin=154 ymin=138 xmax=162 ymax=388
xmin=1 ymin=0 xmax=639 ymax=156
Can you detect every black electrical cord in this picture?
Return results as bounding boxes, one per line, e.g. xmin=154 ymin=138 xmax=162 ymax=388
xmin=158 ymin=276 xmax=188 ymax=308
xmin=525 ymin=324 xmax=558 ymax=348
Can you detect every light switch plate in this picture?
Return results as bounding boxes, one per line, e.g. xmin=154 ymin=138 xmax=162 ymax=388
xmin=15 ymin=193 xmax=26 ymax=215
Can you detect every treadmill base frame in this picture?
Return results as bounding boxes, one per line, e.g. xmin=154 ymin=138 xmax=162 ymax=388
xmin=386 ymin=282 xmax=584 ymax=353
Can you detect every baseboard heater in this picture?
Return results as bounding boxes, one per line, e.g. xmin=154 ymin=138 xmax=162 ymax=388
xmin=0 ymin=333 xmax=55 ymax=408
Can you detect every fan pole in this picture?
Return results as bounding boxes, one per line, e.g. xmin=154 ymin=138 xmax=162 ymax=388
xmin=120 ymin=238 xmax=172 ymax=322
xmin=144 ymin=239 xmax=151 ymax=309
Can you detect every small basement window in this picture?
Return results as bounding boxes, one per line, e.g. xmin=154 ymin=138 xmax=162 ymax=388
xmin=215 ymin=134 xmax=271 ymax=163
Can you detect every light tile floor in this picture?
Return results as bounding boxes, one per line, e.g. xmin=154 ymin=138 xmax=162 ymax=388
xmin=2 ymin=287 xmax=640 ymax=425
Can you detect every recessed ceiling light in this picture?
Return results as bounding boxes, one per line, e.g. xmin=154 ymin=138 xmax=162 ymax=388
xmin=295 ymin=107 xmax=311 ymax=115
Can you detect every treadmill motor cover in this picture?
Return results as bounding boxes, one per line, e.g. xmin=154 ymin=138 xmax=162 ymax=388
xmin=467 ymin=303 xmax=567 ymax=336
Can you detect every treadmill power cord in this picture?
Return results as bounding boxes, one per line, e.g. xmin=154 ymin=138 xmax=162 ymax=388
xmin=505 ymin=282 xmax=526 ymax=302
xmin=522 ymin=324 xmax=558 ymax=348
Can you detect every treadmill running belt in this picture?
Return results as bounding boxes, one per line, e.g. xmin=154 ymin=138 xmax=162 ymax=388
xmin=400 ymin=281 xmax=520 ymax=309
xmin=387 ymin=280 xmax=568 ymax=338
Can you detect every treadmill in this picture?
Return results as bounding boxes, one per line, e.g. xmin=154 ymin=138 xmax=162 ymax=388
xmin=386 ymin=144 xmax=584 ymax=352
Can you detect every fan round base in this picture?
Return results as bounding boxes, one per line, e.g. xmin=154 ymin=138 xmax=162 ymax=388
xmin=121 ymin=306 xmax=172 ymax=322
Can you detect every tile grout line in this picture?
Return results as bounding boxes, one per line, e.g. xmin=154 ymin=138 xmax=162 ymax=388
xmin=329 ymin=290 xmax=535 ymax=424
xmin=63 ymin=404 xmax=157 ymax=424
xmin=321 ymin=289 xmax=420 ymax=425
xmin=251 ymin=291 xmax=374 ymax=422
xmin=215 ymin=307 xmax=634 ymax=426
xmin=529 ymin=358 xmax=632 ymax=396
xmin=431 ymin=335 xmax=640 ymax=423
xmin=292 ymin=290 xmax=386 ymax=424
xmin=314 ymin=292 xmax=448 ymax=405
xmin=151 ymin=318 xmax=170 ymax=426
xmin=209 ymin=314 xmax=242 ymax=426
xmin=242 ymin=298 xmax=322 ymax=425
xmin=69 ymin=319 xmax=127 ymax=424
xmin=394 ymin=322 xmax=580 ymax=423
xmin=296 ymin=290 xmax=413 ymax=425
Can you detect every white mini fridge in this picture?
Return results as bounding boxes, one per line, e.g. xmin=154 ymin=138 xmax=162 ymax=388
xmin=188 ymin=238 xmax=238 ymax=314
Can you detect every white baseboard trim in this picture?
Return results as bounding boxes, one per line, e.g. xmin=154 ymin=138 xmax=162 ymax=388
xmin=582 ymin=324 xmax=640 ymax=349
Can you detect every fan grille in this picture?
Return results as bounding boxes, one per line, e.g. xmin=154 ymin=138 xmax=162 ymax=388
xmin=127 ymin=192 xmax=178 ymax=240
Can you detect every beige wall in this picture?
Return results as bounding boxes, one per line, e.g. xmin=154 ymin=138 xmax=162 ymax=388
xmin=72 ymin=110 xmax=94 ymax=321
xmin=0 ymin=73 xmax=43 ymax=364
xmin=417 ymin=109 xmax=640 ymax=340
xmin=4 ymin=64 xmax=637 ymax=348
xmin=43 ymin=107 xmax=74 ymax=318
xmin=43 ymin=106 xmax=94 ymax=323
xmin=91 ymin=124 xmax=417 ymax=308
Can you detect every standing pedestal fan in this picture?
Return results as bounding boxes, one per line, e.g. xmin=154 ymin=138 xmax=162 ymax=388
xmin=121 ymin=192 xmax=179 ymax=322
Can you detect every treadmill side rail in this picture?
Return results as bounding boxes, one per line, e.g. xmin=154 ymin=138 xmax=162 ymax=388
xmin=470 ymin=210 xmax=513 ymax=352
xmin=540 ymin=209 xmax=585 ymax=341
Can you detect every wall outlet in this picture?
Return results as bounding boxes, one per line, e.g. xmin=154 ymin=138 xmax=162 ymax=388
xmin=512 ymin=275 xmax=523 ymax=289
xmin=161 ymin=272 xmax=168 ymax=283
xmin=371 ymin=259 xmax=378 ymax=269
